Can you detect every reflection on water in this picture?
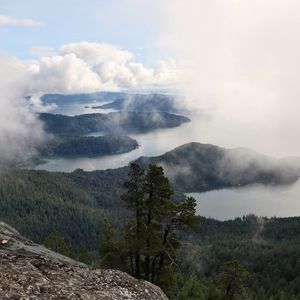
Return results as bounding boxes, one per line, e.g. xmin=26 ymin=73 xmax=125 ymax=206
xmin=188 ymin=180 xmax=300 ymax=220
xmin=50 ymin=101 xmax=116 ymax=116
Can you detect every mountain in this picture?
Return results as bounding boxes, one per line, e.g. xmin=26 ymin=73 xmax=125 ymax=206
xmin=38 ymin=134 xmax=138 ymax=157
xmin=2 ymin=142 xmax=300 ymax=249
xmin=39 ymin=112 xmax=190 ymax=135
xmin=0 ymin=167 xmax=129 ymax=249
xmin=135 ymin=142 xmax=300 ymax=192
xmin=92 ymin=93 xmax=184 ymax=113
xmin=0 ymin=221 xmax=168 ymax=300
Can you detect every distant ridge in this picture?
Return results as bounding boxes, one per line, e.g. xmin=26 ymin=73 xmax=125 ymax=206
xmin=135 ymin=142 xmax=300 ymax=192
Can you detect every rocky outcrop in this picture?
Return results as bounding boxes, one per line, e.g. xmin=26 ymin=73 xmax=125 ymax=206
xmin=0 ymin=222 xmax=168 ymax=300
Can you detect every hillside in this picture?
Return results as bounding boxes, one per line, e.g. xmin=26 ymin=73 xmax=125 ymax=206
xmin=38 ymin=134 xmax=138 ymax=157
xmin=2 ymin=142 xmax=300 ymax=248
xmin=136 ymin=142 xmax=300 ymax=192
xmin=0 ymin=221 xmax=168 ymax=300
xmin=39 ymin=112 xmax=190 ymax=135
xmin=0 ymin=167 xmax=129 ymax=249
xmin=93 ymin=93 xmax=184 ymax=113
xmin=178 ymin=215 xmax=300 ymax=299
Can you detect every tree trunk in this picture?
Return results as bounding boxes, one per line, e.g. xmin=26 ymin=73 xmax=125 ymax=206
xmin=158 ymin=226 xmax=170 ymax=275
xmin=144 ymin=208 xmax=152 ymax=281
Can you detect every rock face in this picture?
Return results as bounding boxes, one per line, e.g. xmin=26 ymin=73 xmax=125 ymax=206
xmin=0 ymin=222 xmax=168 ymax=300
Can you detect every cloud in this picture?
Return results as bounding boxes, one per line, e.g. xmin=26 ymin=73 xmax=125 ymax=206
xmin=158 ymin=0 xmax=300 ymax=157
xmin=0 ymin=57 xmax=45 ymax=164
xmin=29 ymin=53 xmax=106 ymax=94
xmin=26 ymin=42 xmax=179 ymax=94
xmin=60 ymin=42 xmax=133 ymax=65
xmin=0 ymin=41 xmax=179 ymax=163
xmin=0 ymin=15 xmax=43 ymax=27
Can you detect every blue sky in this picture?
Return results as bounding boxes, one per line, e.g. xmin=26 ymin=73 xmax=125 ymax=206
xmin=0 ymin=0 xmax=166 ymax=65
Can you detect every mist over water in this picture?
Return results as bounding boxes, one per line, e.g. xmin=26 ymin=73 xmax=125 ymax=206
xmin=33 ymin=103 xmax=300 ymax=220
xmin=34 ymin=109 xmax=300 ymax=172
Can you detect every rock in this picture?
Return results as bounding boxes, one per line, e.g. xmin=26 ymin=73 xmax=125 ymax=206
xmin=0 ymin=221 xmax=168 ymax=300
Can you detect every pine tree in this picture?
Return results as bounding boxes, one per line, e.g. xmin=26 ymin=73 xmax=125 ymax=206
xmin=121 ymin=163 xmax=146 ymax=279
xmin=217 ymin=260 xmax=250 ymax=300
xmin=119 ymin=163 xmax=199 ymax=288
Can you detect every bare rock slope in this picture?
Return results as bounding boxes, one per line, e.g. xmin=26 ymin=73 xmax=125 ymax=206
xmin=0 ymin=221 xmax=168 ymax=300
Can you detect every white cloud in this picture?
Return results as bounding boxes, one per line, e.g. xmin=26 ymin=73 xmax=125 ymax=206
xmin=60 ymin=42 xmax=133 ymax=65
xmin=28 ymin=92 xmax=57 ymax=112
xmin=26 ymin=42 xmax=179 ymax=94
xmin=158 ymin=0 xmax=300 ymax=157
xmin=0 ymin=41 xmax=180 ymax=162
xmin=0 ymin=15 xmax=43 ymax=27
xmin=29 ymin=53 xmax=107 ymax=94
xmin=0 ymin=57 xmax=45 ymax=164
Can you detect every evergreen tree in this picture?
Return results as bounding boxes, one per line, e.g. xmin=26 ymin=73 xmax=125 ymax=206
xmin=119 ymin=163 xmax=199 ymax=288
xmin=44 ymin=230 xmax=73 ymax=257
xmin=121 ymin=163 xmax=146 ymax=278
xmin=217 ymin=260 xmax=250 ymax=300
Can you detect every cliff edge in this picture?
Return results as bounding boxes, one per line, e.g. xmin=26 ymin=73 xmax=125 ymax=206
xmin=0 ymin=221 xmax=168 ymax=300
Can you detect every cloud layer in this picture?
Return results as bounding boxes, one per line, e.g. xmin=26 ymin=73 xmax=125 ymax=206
xmin=159 ymin=0 xmax=300 ymax=157
xmin=0 ymin=57 xmax=45 ymax=164
xmin=26 ymin=42 xmax=178 ymax=94
xmin=0 ymin=15 xmax=43 ymax=27
xmin=0 ymin=41 xmax=178 ymax=163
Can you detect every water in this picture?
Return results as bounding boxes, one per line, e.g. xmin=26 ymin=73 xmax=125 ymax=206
xmin=33 ymin=101 xmax=300 ymax=219
xmin=34 ymin=116 xmax=201 ymax=172
xmin=50 ymin=101 xmax=116 ymax=116
xmin=189 ymin=180 xmax=300 ymax=220
xmin=35 ymin=105 xmax=300 ymax=172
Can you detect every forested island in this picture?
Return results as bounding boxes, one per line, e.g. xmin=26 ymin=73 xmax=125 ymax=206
xmin=38 ymin=134 xmax=138 ymax=157
xmin=39 ymin=111 xmax=190 ymax=135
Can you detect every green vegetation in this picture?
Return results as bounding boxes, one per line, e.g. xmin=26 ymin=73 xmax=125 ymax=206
xmin=0 ymin=165 xmax=299 ymax=299
xmin=98 ymin=163 xmax=199 ymax=296
xmin=38 ymin=134 xmax=138 ymax=157
xmin=0 ymin=167 xmax=129 ymax=249
xmin=177 ymin=215 xmax=300 ymax=299
xmin=93 ymin=93 xmax=182 ymax=113
xmin=39 ymin=111 xmax=190 ymax=135
xmin=137 ymin=142 xmax=300 ymax=192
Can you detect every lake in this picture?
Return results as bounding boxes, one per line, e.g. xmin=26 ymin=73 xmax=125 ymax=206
xmin=189 ymin=180 xmax=300 ymax=220
xmin=33 ymin=101 xmax=300 ymax=220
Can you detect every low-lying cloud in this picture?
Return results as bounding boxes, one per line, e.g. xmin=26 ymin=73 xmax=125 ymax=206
xmin=0 ymin=57 xmax=45 ymax=164
xmin=0 ymin=41 xmax=179 ymax=163
xmin=158 ymin=0 xmax=300 ymax=157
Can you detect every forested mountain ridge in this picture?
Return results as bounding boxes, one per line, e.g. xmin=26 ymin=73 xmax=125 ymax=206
xmin=39 ymin=112 xmax=190 ymax=135
xmin=0 ymin=167 xmax=129 ymax=249
xmin=93 ymin=93 xmax=184 ymax=113
xmin=136 ymin=142 xmax=300 ymax=192
xmin=2 ymin=141 xmax=300 ymax=249
xmin=0 ymin=167 xmax=299 ymax=299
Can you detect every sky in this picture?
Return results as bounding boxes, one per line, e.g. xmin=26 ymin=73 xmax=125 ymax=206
xmin=2 ymin=0 xmax=300 ymax=162
xmin=0 ymin=0 xmax=166 ymax=64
